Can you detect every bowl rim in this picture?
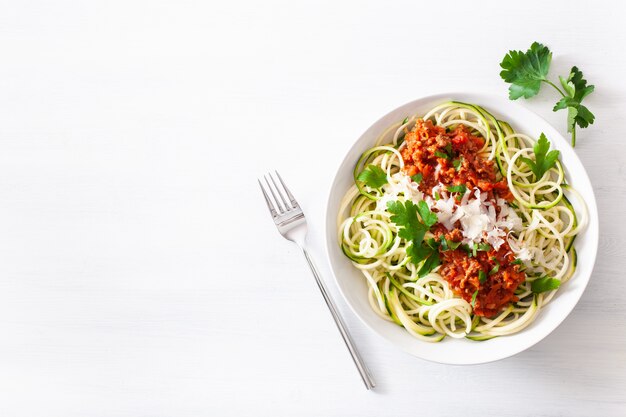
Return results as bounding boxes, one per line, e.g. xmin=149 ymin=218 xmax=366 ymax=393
xmin=324 ymin=92 xmax=599 ymax=365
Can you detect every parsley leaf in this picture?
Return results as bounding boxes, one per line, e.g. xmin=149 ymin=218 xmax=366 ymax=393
xmin=531 ymin=277 xmax=561 ymax=294
xmin=489 ymin=260 xmax=500 ymax=275
xmin=519 ymin=133 xmax=560 ymax=180
xmin=511 ymin=259 xmax=523 ymax=265
xmin=477 ymin=243 xmax=491 ymax=251
xmin=439 ymin=234 xmax=461 ymax=251
xmin=417 ymin=200 xmax=438 ymax=227
xmin=387 ymin=200 xmax=440 ymax=277
xmin=417 ymin=250 xmax=440 ymax=277
xmin=453 ymin=157 xmax=463 ymax=171
xmin=478 ymin=270 xmax=487 ymax=283
xmin=386 ymin=200 xmax=428 ymax=243
xmin=553 ymin=66 xmax=595 ymax=143
xmin=411 ymin=173 xmax=423 ymax=184
xmin=499 ymin=43 xmax=595 ymax=146
xmin=446 ymin=184 xmax=467 ymax=194
xmin=434 ymin=150 xmax=450 ymax=160
xmin=499 ymin=42 xmax=552 ymax=99
xmin=357 ymin=165 xmax=388 ymax=189
xmin=471 ymin=290 xmax=479 ymax=307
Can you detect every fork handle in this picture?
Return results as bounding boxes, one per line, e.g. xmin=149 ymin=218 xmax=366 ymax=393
xmin=300 ymin=246 xmax=376 ymax=390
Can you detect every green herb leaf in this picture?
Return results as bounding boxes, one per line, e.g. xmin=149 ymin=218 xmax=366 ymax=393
xmin=519 ymin=133 xmax=560 ymax=180
xmin=386 ymin=200 xmax=428 ymax=243
xmin=553 ymin=66 xmax=595 ymax=135
xmin=417 ymin=200 xmax=438 ymax=227
xmin=471 ymin=290 xmax=479 ymax=307
xmin=445 ymin=143 xmax=453 ymax=154
xmin=411 ymin=173 xmax=423 ymax=184
xmin=499 ymin=43 xmax=595 ymax=147
xmin=511 ymin=258 xmax=523 ymax=265
xmin=489 ymin=260 xmax=500 ymax=275
xmin=357 ymin=164 xmax=388 ymax=189
xmin=434 ymin=191 xmax=440 ymax=201
xmin=499 ymin=42 xmax=552 ymax=99
xmin=531 ymin=277 xmax=561 ymax=294
xmin=447 ymin=184 xmax=467 ymax=194
xmin=434 ymin=150 xmax=450 ymax=160
xmin=477 ymin=243 xmax=491 ymax=251
xmin=439 ymin=234 xmax=461 ymax=251
xmin=478 ymin=270 xmax=487 ymax=283
xmin=401 ymin=116 xmax=409 ymax=125
xmin=453 ymin=157 xmax=463 ymax=171
xmin=417 ymin=250 xmax=440 ymax=278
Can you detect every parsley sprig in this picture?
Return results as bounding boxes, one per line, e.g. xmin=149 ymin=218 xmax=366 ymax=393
xmin=519 ymin=133 xmax=560 ymax=180
xmin=357 ymin=164 xmax=388 ymax=189
xmin=387 ymin=200 xmax=440 ymax=277
xmin=500 ymin=42 xmax=595 ymax=147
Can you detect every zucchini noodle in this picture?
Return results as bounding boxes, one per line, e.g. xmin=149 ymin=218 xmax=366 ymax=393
xmin=338 ymin=101 xmax=587 ymax=341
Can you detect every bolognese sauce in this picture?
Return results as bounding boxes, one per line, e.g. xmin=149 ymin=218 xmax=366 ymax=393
xmin=401 ymin=119 xmax=526 ymax=317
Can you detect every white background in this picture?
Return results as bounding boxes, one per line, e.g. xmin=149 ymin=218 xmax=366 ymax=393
xmin=0 ymin=1 xmax=624 ymax=416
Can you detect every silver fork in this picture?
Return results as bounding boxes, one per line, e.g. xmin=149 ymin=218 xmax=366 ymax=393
xmin=258 ymin=171 xmax=375 ymax=390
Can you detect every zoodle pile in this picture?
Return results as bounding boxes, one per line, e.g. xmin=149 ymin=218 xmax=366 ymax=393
xmin=337 ymin=102 xmax=587 ymax=341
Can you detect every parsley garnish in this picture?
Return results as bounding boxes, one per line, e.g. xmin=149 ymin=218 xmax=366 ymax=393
xmin=519 ymin=133 xmax=560 ymax=180
xmin=531 ymin=277 xmax=561 ymax=294
xmin=511 ymin=259 xmax=523 ymax=265
xmin=445 ymin=143 xmax=453 ymax=154
xmin=452 ymin=157 xmax=463 ymax=171
xmin=478 ymin=270 xmax=487 ymax=283
xmin=471 ymin=290 xmax=479 ymax=307
xmin=411 ymin=173 xmax=423 ymax=184
xmin=357 ymin=164 xmax=388 ymax=189
xmin=499 ymin=42 xmax=595 ymax=147
xmin=439 ymin=235 xmax=461 ymax=251
xmin=387 ymin=200 xmax=429 ymax=242
xmin=447 ymin=184 xmax=467 ymax=194
xmin=477 ymin=243 xmax=491 ymax=251
xmin=401 ymin=116 xmax=409 ymax=125
xmin=434 ymin=150 xmax=450 ymax=160
xmin=434 ymin=191 xmax=440 ymax=201
xmin=387 ymin=200 xmax=440 ymax=277
xmin=489 ymin=260 xmax=500 ymax=275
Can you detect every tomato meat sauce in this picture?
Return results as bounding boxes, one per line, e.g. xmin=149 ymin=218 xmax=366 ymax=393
xmin=401 ymin=119 xmax=525 ymax=317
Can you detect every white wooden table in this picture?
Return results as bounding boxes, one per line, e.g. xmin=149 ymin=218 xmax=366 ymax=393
xmin=0 ymin=1 xmax=624 ymax=416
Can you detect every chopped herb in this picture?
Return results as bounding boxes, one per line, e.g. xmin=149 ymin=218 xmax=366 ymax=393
xmin=453 ymin=157 xmax=463 ymax=171
xmin=477 ymin=243 xmax=491 ymax=251
xmin=531 ymin=277 xmax=561 ymax=294
xmin=472 ymin=242 xmax=477 ymax=257
xmin=357 ymin=164 xmax=388 ymax=188
xmin=489 ymin=260 xmax=500 ymax=275
xmin=471 ymin=290 xmax=479 ymax=307
xmin=434 ymin=150 xmax=450 ymax=160
xmin=511 ymin=258 xmax=523 ymax=265
xmin=445 ymin=143 xmax=453 ymax=154
xmin=434 ymin=191 xmax=440 ymax=200
xmin=439 ymin=235 xmax=461 ymax=251
xmin=411 ymin=173 xmax=423 ymax=184
xmin=519 ymin=133 xmax=560 ymax=180
xmin=447 ymin=184 xmax=467 ymax=194
xmin=478 ymin=270 xmax=487 ymax=283
xmin=401 ymin=116 xmax=409 ymax=125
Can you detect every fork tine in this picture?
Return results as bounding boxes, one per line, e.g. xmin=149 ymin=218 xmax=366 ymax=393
xmin=258 ymin=179 xmax=278 ymax=217
xmin=264 ymin=175 xmax=285 ymax=213
xmin=275 ymin=171 xmax=298 ymax=208
xmin=269 ymin=172 xmax=290 ymax=211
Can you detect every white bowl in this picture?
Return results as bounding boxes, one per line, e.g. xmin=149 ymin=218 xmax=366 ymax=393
xmin=324 ymin=93 xmax=599 ymax=365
